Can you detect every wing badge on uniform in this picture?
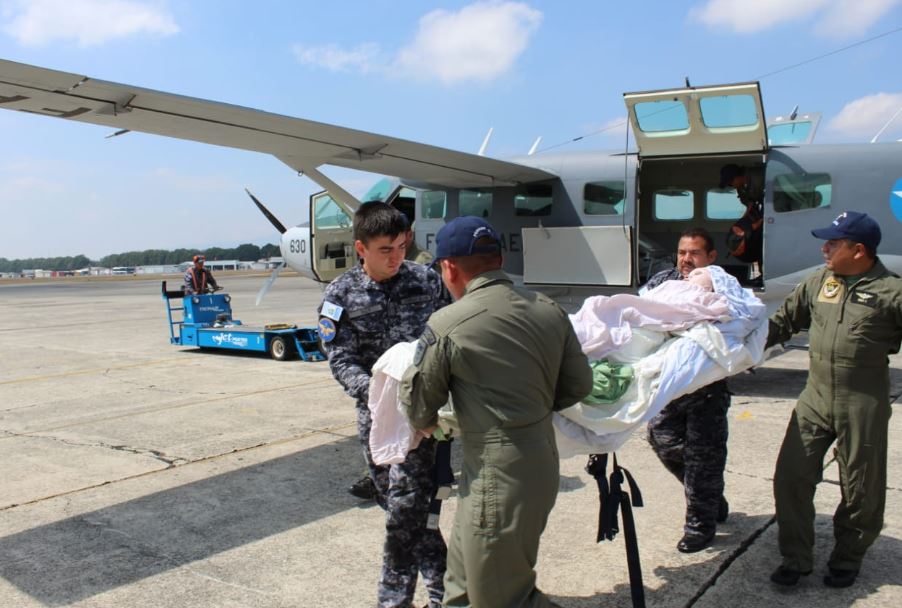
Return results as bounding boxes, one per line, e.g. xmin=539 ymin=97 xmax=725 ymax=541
xmin=318 ymin=317 xmax=337 ymax=343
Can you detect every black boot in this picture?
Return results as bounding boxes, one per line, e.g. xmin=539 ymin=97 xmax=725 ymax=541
xmin=348 ymin=475 xmax=376 ymax=500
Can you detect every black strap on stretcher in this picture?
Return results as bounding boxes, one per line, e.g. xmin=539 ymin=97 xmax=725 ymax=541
xmin=427 ymin=438 xmax=454 ymax=530
xmin=586 ymin=453 xmax=646 ymax=608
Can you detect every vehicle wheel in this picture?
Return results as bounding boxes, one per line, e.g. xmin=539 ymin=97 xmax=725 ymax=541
xmin=269 ymin=336 xmax=292 ymax=361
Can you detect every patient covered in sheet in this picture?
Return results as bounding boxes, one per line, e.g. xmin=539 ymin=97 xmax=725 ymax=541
xmin=556 ymin=264 xmax=767 ymax=455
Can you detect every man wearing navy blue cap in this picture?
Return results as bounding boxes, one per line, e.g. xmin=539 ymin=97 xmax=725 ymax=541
xmin=400 ymin=216 xmax=593 ymax=607
xmin=766 ymin=211 xmax=902 ymax=589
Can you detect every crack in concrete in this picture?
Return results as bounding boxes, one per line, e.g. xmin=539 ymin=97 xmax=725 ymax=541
xmin=0 ymin=429 xmax=187 ymax=468
xmin=682 ymin=515 xmax=777 ymax=608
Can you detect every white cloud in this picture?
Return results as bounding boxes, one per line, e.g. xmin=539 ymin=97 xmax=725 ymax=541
xmin=393 ymin=1 xmax=542 ymax=84
xmin=293 ymin=1 xmax=542 ymax=85
xmin=292 ymin=42 xmax=382 ymax=73
xmin=826 ymin=92 xmax=902 ymax=139
xmin=815 ymin=0 xmax=901 ymax=37
xmin=0 ymin=0 xmax=178 ymax=47
xmin=690 ymin=0 xmax=901 ymax=36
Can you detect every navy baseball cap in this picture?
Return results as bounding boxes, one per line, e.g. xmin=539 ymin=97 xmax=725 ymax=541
xmin=811 ymin=211 xmax=881 ymax=250
xmin=431 ymin=217 xmax=502 ymax=267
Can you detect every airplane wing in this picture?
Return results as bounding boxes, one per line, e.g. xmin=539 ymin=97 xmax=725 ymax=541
xmin=0 ymin=58 xmax=554 ymax=190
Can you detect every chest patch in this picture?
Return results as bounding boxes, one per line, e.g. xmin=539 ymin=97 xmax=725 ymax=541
xmin=818 ymin=277 xmax=844 ymax=303
xmin=851 ymin=290 xmax=878 ymax=308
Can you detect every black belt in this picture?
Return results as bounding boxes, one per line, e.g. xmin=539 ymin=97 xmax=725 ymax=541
xmin=586 ymin=453 xmax=645 ymax=608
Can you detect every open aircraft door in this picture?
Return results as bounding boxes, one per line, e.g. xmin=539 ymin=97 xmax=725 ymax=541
xmin=310 ymin=191 xmax=356 ymax=282
xmin=623 ymin=82 xmax=768 ymax=158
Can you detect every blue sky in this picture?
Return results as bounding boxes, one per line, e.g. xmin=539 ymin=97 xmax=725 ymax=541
xmin=1 ymin=0 xmax=901 ymax=259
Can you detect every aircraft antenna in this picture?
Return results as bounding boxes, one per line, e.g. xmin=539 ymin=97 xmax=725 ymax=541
xmin=478 ymin=127 xmax=493 ymax=156
xmin=528 ymin=136 xmax=542 ymax=155
xmin=870 ymin=104 xmax=902 ymax=143
xmin=789 ymin=105 xmax=799 ymax=120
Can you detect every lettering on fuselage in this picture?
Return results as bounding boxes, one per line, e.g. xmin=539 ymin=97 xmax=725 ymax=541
xmin=425 ymin=232 xmax=521 ymax=253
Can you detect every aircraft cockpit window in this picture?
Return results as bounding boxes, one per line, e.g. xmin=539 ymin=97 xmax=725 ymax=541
xmin=515 ymin=184 xmax=553 ymax=216
xmin=314 ymin=194 xmax=351 ymax=229
xmin=634 ymin=100 xmax=689 ymax=133
xmin=768 ymin=122 xmax=813 ymax=145
xmin=583 ymin=181 xmax=625 ymax=215
xmin=654 ymin=189 xmax=694 ymax=220
xmin=773 ymin=173 xmax=832 ymax=213
xmin=699 ymin=95 xmax=758 ymax=129
xmin=421 ymin=190 xmax=447 ymax=219
xmin=460 ymin=190 xmax=493 ymax=218
xmin=362 ymin=177 xmax=393 ymax=202
xmin=706 ymin=188 xmax=746 ymax=220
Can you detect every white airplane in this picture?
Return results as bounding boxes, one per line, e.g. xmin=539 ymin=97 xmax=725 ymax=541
xmin=2 ymin=59 xmax=901 ymax=309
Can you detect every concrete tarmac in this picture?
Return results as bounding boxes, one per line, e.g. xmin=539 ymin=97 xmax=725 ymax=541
xmin=0 ymin=275 xmax=899 ymax=607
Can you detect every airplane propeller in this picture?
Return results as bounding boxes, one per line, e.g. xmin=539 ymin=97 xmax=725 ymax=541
xmin=245 ymin=188 xmax=288 ymax=305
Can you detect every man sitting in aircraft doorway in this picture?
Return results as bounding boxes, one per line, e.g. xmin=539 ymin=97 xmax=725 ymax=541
xmin=183 ymin=254 xmax=220 ymax=295
xmin=642 ymin=227 xmax=731 ymax=553
xmin=720 ymin=164 xmax=764 ymax=281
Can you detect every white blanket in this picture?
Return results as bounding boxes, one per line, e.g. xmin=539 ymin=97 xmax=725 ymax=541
xmin=555 ymin=266 xmax=767 ymax=456
xmin=367 ymin=341 xmax=424 ymax=465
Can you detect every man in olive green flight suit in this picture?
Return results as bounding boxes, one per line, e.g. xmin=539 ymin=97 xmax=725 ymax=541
xmin=400 ymin=216 xmax=593 ymax=607
xmin=766 ymin=211 xmax=902 ymax=589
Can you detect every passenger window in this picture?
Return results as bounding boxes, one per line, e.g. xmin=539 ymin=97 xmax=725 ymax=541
xmin=634 ymin=100 xmax=689 ymax=133
xmin=584 ymin=181 xmax=625 ymax=215
xmin=706 ymin=188 xmax=745 ymax=220
xmin=699 ymin=95 xmax=758 ymax=129
xmin=460 ymin=190 xmax=493 ymax=218
xmin=421 ymin=191 xmax=447 ymax=219
xmin=768 ymin=122 xmax=813 ymax=145
xmin=773 ymin=174 xmax=831 ymax=213
xmin=514 ymin=184 xmax=552 ymax=216
xmin=654 ymin=189 xmax=694 ymax=220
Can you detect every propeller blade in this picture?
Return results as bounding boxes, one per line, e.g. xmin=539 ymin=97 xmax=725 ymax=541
xmin=256 ymin=262 xmax=286 ymax=306
xmin=245 ymin=188 xmax=288 ymax=234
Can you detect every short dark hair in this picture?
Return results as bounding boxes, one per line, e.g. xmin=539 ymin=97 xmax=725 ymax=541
xmin=448 ymin=236 xmax=503 ymax=275
xmin=353 ymin=202 xmax=408 ymax=245
xmin=680 ymin=227 xmax=715 ymax=253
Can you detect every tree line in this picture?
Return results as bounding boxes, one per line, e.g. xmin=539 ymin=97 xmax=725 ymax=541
xmin=0 ymin=243 xmax=280 ymax=273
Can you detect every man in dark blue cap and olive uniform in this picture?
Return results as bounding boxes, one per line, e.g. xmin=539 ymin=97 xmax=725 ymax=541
xmin=766 ymin=211 xmax=902 ymax=588
xmin=400 ymin=216 xmax=593 ymax=607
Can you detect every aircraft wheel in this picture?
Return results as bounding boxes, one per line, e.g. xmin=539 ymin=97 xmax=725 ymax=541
xmin=269 ymin=336 xmax=292 ymax=361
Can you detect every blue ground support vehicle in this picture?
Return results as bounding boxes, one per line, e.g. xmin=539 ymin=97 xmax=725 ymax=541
xmin=161 ymin=282 xmax=324 ymax=361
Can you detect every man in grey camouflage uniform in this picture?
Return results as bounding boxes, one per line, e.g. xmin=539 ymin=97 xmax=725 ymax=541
xmin=643 ymin=227 xmax=731 ymax=553
xmin=318 ymin=201 xmax=450 ymax=608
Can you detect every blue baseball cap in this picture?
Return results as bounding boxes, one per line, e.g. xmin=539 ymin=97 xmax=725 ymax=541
xmin=431 ymin=217 xmax=502 ymax=267
xmin=811 ymin=211 xmax=881 ymax=250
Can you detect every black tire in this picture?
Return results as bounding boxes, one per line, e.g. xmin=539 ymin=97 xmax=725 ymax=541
xmin=269 ymin=336 xmax=292 ymax=361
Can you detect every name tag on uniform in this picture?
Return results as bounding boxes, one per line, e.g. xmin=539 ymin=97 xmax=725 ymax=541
xmin=321 ymin=300 xmax=344 ymax=321
xmin=851 ymin=291 xmax=877 ymax=308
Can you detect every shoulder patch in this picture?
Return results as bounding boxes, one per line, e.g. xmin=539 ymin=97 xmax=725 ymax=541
xmin=422 ymin=326 xmax=437 ymax=345
xmin=321 ymin=301 xmax=344 ymax=322
xmin=413 ymin=338 xmax=428 ymax=366
xmin=318 ymin=318 xmax=337 ymax=343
